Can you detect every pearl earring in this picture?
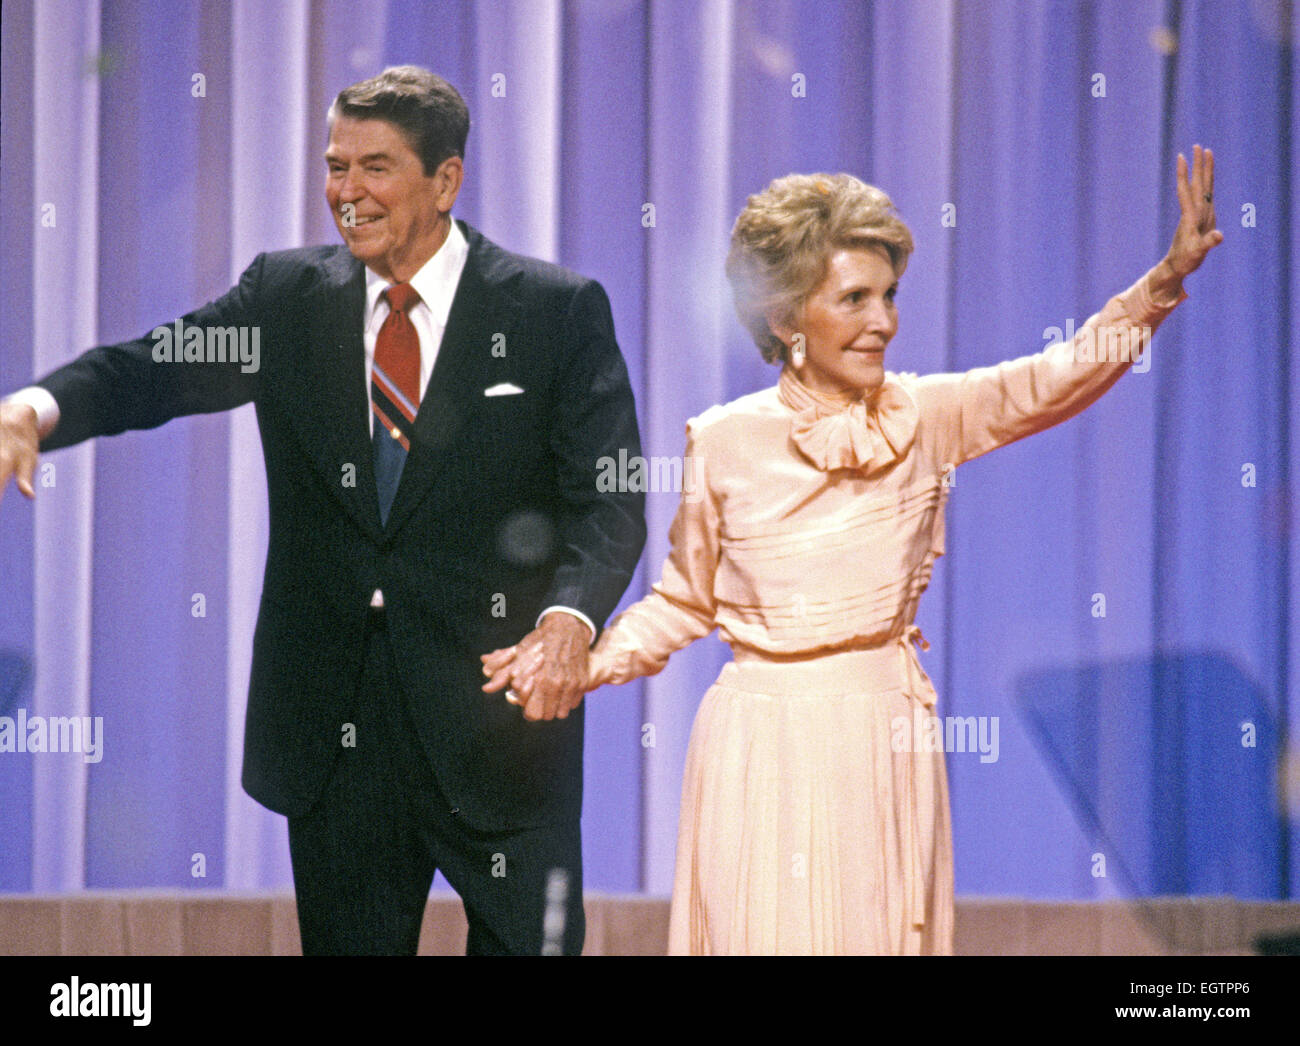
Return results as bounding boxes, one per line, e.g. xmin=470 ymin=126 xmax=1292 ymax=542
xmin=790 ymin=341 xmax=805 ymax=367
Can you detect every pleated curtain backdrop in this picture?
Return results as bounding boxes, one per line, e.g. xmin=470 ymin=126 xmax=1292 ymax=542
xmin=0 ymin=0 xmax=1295 ymax=901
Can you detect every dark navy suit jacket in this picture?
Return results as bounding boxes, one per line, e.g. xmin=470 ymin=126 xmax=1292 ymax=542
xmin=37 ymin=220 xmax=646 ymax=830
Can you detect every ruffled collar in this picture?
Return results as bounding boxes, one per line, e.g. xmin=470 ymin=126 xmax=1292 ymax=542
xmin=777 ymin=365 xmax=919 ymax=475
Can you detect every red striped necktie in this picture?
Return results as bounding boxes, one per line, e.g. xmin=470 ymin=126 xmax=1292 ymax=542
xmin=371 ymin=282 xmax=422 ymax=525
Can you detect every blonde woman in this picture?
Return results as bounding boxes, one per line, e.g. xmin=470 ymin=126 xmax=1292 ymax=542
xmin=484 ymin=146 xmax=1221 ymax=954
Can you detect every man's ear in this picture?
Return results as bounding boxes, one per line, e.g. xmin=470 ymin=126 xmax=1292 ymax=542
xmin=434 ymin=155 xmax=465 ymax=212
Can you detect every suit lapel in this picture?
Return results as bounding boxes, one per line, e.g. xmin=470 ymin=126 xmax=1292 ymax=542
xmin=383 ymin=223 xmax=523 ymax=537
xmin=289 ymin=249 xmax=384 ymax=539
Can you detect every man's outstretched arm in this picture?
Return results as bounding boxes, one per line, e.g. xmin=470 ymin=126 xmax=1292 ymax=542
xmin=0 ymin=253 xmax=271 ymax=503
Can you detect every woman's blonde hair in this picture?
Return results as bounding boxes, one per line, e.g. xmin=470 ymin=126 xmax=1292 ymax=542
xmin=726 ymin=173 xmax=914 ymax=363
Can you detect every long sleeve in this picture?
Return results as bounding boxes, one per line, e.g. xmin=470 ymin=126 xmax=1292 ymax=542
xmin=35 ymin=254 xmax=268 ymax=452
xmin=539 ymin=279 xmax=647 ymax=632
xmin=911 ymin=265 xmax=1188 ymax=467
xmin=587 ymin=420 xmax=720 ymax=687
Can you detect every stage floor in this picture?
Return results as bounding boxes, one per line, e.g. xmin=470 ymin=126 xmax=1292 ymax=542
xmin=1 ymin=893 xmax=1297 ymax=955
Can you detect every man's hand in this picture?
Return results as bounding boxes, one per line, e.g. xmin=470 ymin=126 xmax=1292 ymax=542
xmin=0 ymin=400 xmax=41 ymax=504
xmin=481 ymin=613 xmax=592 ymax=722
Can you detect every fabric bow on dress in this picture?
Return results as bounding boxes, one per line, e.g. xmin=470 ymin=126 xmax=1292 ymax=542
xmin=778 ymin=365 xmax=920 ymax=475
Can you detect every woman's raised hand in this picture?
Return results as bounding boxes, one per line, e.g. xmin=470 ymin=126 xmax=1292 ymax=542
xmin=1167 ymin=144 xmax=1223 ymax=279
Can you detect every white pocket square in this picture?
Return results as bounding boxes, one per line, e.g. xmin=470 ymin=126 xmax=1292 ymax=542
xmin=484 ymin=383 xmax=524 ymax=397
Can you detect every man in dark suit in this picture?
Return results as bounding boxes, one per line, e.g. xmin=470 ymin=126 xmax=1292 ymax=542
xmin=0 ymin=66 xmax=645 ymax=955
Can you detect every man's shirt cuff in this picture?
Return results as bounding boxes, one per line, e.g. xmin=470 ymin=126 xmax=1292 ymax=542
xmin=2 ymin=386 xmax=60 ymax=439
xmin=537 ymin=606 xmax=596 ymax=643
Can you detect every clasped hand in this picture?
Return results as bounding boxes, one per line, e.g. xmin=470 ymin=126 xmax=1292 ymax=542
xmin=481 ymin=612 xmax=593 ymax=722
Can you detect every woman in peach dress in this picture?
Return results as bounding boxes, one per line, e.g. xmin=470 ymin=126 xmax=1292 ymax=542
xmin=484 ymin=146 xmax=1220 ymax=954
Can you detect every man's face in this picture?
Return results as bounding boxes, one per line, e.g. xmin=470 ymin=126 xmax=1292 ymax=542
xmin=324 ymin=115 xmax=462 ymax=283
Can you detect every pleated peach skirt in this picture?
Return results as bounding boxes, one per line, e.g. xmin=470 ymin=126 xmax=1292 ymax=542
xmin=666 ymin=640 xmax=955 ymax=955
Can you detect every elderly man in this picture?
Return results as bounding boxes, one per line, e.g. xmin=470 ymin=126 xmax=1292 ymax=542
xmin=0 ymin=66 xmax=645 ymax=955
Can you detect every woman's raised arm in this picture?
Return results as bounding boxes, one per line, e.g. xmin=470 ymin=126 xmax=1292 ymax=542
xmin=911 ymin=144 xmax=1223 ymax=468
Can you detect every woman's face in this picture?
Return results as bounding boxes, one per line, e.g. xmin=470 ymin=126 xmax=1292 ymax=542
xmin=773 ymin=245 xmax=899 ymax=398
